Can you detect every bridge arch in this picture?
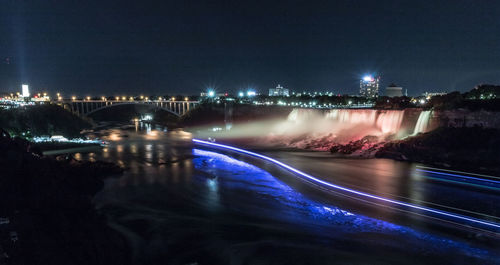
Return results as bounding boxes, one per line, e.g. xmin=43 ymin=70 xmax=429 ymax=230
xmin=84 ymin=102 xmax=181 ymax=117
xmin=59 ymin=100 xmax=198 ymax=117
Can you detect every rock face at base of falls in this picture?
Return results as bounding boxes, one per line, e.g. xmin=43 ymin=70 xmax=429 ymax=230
xmin=329 ymin=136 xmax=385 ymax=157
xmin=0 ymin=130 xmax=129 ymax=265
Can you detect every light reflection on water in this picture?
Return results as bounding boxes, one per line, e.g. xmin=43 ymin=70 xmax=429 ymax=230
xmin=78 ymin=126 xmax=499 ymax=264
xmin=187 ymin=148 xmax=493 ymax=262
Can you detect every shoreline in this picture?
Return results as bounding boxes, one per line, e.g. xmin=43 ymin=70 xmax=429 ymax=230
xmin=0 ymin=131 xmax=129 ymax=264
xmin=42 ymin=145 xmax=102 ymax=156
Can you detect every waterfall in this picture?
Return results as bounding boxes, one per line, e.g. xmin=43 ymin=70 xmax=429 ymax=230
xmin=286 ymin=109 xmax=405 ymax=135
xmin=269 ymin=108 xmax=411 ymax=149
xmin=376 ymin=110 xmax=405 ymax=134
xmin=412 ymin=110 xmax=432 ymax=135
xmin=276 ymin=108 xmax=406 ymax=150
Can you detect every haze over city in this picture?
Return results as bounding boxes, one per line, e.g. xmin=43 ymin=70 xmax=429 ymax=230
xmin=1 ymin=0 xmax=500 ymax=96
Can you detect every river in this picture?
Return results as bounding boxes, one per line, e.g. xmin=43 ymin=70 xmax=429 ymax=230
xmin=76 ymin=123 xmax=499 ymax=265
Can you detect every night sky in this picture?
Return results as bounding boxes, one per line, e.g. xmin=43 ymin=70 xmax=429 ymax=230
xmin=1 ymin=0 xmax=499 ymax=96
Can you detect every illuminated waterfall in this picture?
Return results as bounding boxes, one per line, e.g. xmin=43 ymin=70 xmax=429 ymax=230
xmin=412 ymin=110 xmax=432 ymax=135
xmin=274 ymin=109 xmax=406 ymax=149
xmin=320 ymin=109 xmax=404 ymax=134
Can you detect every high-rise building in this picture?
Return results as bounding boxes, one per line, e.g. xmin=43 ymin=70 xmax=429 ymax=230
xmin=359 ymin=75 xmax=380 ymax=98
xmin=269 ymin=84 xmax=289 ymax=97
xmin=21 ymin=84 xmax=30 ymax=98
xmin=385 ymin=83 xmax=403 ymax=97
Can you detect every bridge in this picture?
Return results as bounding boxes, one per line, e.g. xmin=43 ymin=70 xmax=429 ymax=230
xmin=56 ymin=99 xmax=199 ymax=117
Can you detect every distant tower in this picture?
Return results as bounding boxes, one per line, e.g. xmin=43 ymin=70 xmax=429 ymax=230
xmin=385 ymin=83 xmax=403 ymax=97
xmin=21 ymin=84 xmax=30 ymax=98
xmin=359 ymin=75 xmax=380 ymax=98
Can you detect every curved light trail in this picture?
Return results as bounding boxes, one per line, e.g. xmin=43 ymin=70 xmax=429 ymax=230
xmin=192 ymin=138 xmax=500 ymax=231
xmin=415 ymin=168 xmax=500 ymax=191
xmin=416 ymin=165 xmax=500 ymax=180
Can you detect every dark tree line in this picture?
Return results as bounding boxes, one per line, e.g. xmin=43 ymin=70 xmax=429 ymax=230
xmin=0 ymin=104 xmax=92 ymax=138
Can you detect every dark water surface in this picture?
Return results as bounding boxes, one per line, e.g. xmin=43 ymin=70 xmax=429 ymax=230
xmin=77 ymin=124 xmax=499 ymax=265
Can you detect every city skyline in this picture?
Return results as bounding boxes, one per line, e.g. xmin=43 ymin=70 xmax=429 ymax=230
xmin=1 ymin=0 xmax=499 ymax=96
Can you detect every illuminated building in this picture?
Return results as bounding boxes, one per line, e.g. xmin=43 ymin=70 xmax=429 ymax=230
xmin=385 ymin=83 xmax=403 ymax=97
xmin=359 ymin=75 xmax=380 ymax=98
xmin=22 ymin=84 xmax=30 ymax=98
xmin=269 ymin=84 xmax=289 ymax=97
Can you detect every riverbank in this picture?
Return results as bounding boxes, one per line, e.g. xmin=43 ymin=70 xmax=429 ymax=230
xmin=31 ymin=141 xmax=103 ymax=156
xmin=0 ymin=130 xmax=128 ymax=265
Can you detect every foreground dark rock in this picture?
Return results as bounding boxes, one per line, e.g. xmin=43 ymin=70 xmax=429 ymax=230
xmin=0 ymin=129 xmax=129 ymax=265
xmin=376 ymin=127 xmax=500 ymax=174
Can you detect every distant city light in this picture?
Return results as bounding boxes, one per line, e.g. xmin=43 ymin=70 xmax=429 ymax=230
xmin=247 ymin=90 xmax=256 ymax=97
xmin=363 ymin=75 xmax=374 ymax=82
xmin=21 ymin=84 xmax=30 ymax=97
xmin=208 ymin=90 xmax=215 ymax=97
xmin=238 ymin=92 xmax=244 ymax=97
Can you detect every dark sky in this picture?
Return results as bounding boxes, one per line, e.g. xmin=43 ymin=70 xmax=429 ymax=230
xmin=1 ymin=0 xmax=499 ymax=96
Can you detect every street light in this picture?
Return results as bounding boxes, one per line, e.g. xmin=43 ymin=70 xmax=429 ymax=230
xmin=184 ymin=97 xmax=188 ymax=101
xmin=72 ymin=96 xmax=76 ymax=101
xmin=171 ymin=97 xmax=176 ymax=101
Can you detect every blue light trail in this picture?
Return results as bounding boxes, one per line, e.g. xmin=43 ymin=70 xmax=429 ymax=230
xmin=416 ymin=169 xmax=500 ymax=185
xmin=192 ymin=138 xmax=500 ymax=231
xmin=416 ymin=165 xmax=500 ymax=180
